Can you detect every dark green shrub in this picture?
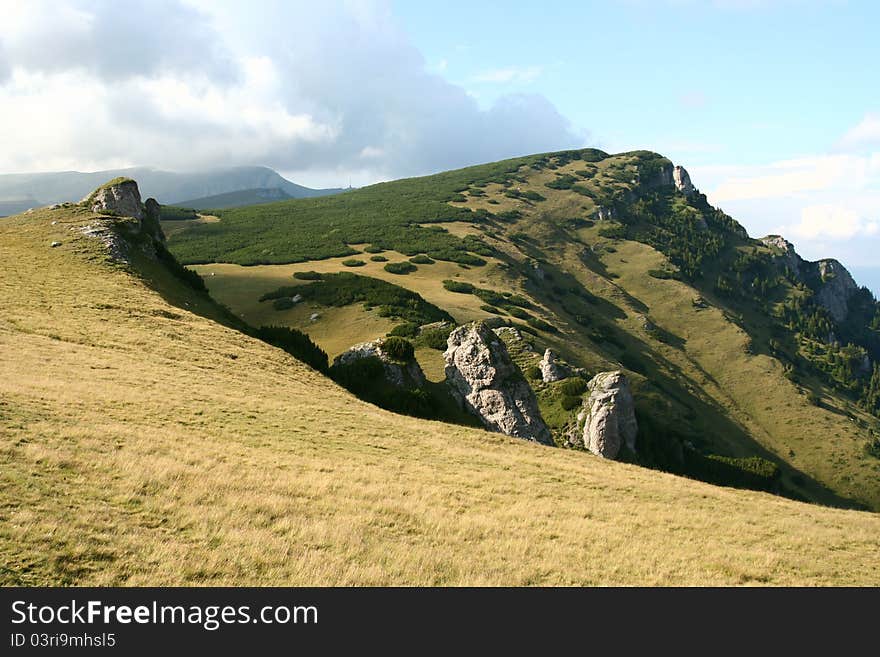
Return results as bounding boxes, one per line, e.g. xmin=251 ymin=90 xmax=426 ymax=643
xmin=255 ymin=325 xmax=328 ymax=372
xmin=364 ymin=245 xmax=384 ymax=253
xmin=545 ymin=175 xmax=578 ymax=190
xmin=384 ymin=262 xmax=417 ymax=275
xmin=522 ymin=190 xmax=545 ymax=202
xmin=370 ymin=255 xmax=389 ymax=262
xmin=419 ymin=326 xmax=453 ymax=351
xmin=559 ymin=377 xmax=588 ymax=397
xmin=481 ymin=305 xmax=502 ymax=314
xmin=342 ymin=258 xmax=366 ymax=267
xmin=505 ymin=306 xmax=531 ymax=320
xmin=388 ymin=322 xmax=418 ymax=338
xmin=382 ymin=336 xmax=415 ymax=361
xmin=561 ymin=395 xmax=582 ymax=411
xmin=525 ymin=365 xmax=542 ymax=380
xmin=272 ymin=297 xmax=294 ymax=310
xmin=443 ymin=279 xmax=475 ymax=294
xmin=409 ymin=254 xmax=435 ymax=265
xmin=527 ymin=317 xmax=557 ymax=332
xmin=293 ymin=271 xmax=323 ymax=280
xmin=598 ymin=224 xmax=627 ymax=239
xmin=260 ymin=273 xmax=452 ymax=326
xmin=495 ymin=210 xmax=521 ymax=222
xmin=154 ymin=242 xmax=207 ymax=293
xmin=159 ymin=205 xmax=198 ymax=221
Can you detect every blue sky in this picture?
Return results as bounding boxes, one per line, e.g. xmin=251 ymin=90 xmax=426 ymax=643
xmin=0 ymin=0 xmax=877 ymax=292
xmin=394 ymin=0 xmax=880 ymax=293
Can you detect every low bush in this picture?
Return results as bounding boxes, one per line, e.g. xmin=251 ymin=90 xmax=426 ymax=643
xmin=388 ymin=322 xmax=418 ymax=338
xmin=561 ymin=395 xmax=582 ymax=411
xmin=384 ymin=262 xmax=418 ymax=275
xmin=342 ymin=259 xmax=366 ymax=267
xmin=382 ymin=336 xmax=415 ymax=361
xmin=293 ymin=271 xmax=323 ymax=280
xmin=409 ymin=254 xmax=435 ymax=265
xmin=527 ymin=317 xmax=557 ymax=333
xmin=255 ymin=325 xmax=328 ymax=372
xmin=443 ymin=279 xmax=475 ymax=294
xmin=370 ymin=255 xmax=389 ymax=262
xmin=260 ymin=272 xmax=452 ymax=326
xmin=559 ymin=377 xmax=588 ymax=397
xmin=418 ymin=326 xmax=453 ymax=351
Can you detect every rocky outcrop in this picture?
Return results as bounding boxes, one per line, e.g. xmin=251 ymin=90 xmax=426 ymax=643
xmin=539 ymin=348 xmax=569 ymax=383
xmin=761 ymin=235 xmax=803 ymax=277
xmin=334 ymin=339 xmax=426 ymax=389
xmin=815 ymin=259 xmax=858 ymax=322
xmin=82 ymin=178 xmax=144 ymax=221
xmin=444 ymin=322 xmax=552 ymax=445
xmin=75 ymin=179 xmax=161 ymax=263
xmin=761 ymin=235 xmax=859 ymax=322
xmin=596 ymin=206 xmax=616 ymax=221
xmin=143 ymin=197 xmax=165 ymax=243
xmin=673 ymin=165 xmax=695 ymax=195
xmin=492 ymin=326 xmax=535 ymax=352
xmin=567 ymin=371 xmax=637 ymax=459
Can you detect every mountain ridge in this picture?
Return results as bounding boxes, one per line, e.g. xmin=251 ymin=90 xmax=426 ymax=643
xmin=163 ymin=147 xmax=880 ymax=510
xmin=0 ymin=165 xmax=342 ymax=213
xmin=2 ymin=177 xmax=879 ymax=585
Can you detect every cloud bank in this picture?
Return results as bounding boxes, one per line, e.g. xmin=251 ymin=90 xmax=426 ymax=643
xmin=0 ymin=0 xmax=583 ymax=185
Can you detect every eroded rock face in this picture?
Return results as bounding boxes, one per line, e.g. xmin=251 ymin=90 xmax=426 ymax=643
xmin=444 ymin=322 xmax=552 ymax=445
xmin=815 ymin=259 xmax=858 ymax=322
xmin=82 ymin=179 xmax=144 ymax=221
xmin=334 ymin=339 xmax=426 ymax=389
xmin=761 ymin=236 xmax=859 ymax=322
xmin=761 ymin=235 xmax=803 ymax=277
xmin=539 ymin=348 xmax=569 ymax=383
xmin=75 ymin=179 xmax=163 ymax=263
xmin=673 ymin=165 xmax=695 ymax=195
xmin=143 ymin=197 xmax=165 ymax=243
xmin=567 ymin=371 xmax=637 ymax=459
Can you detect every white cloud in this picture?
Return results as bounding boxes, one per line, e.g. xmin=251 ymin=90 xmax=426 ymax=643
xmin=706 ymin=153 xmax=880 ymax=202
xmin=0 ymin=1 xmax=581 ymax=183
xmin=471 ymin=66 xmax=543 ymax=84
xmin=786 ymin=204 xmax=879 ymax=240
xmin=838 ymin=113 xmax=880 ymax=151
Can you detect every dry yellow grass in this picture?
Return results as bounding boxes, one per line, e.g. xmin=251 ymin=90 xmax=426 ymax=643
xmin=2 ymin=207 xmax=880 ymax=586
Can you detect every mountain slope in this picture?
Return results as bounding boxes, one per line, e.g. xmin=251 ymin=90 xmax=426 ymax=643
xmin=174 ymin=187 xmax=294 ymax=210
xmin=166 ymin=148 xmax=880 ymax=510
xmin=0 ymin=166 xmax=342 ymax=210
xmin=2 ymin=200 xmax=880 ymax=585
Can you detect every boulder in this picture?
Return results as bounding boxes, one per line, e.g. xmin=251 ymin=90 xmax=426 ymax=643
xmin=444 ymin=322 xmax=552 ymax=445
xmin=334 ymin=339 xmax=426 ymax=389
xmin=567 ymin=371 xmax=637 ymax=459
xmin=673 ymin=165 xmax=695 ymax=195
xmin=82 ymin=178 xmax=144 ymax=221
xmin=539 ymin=348 xmax=569 ymax=383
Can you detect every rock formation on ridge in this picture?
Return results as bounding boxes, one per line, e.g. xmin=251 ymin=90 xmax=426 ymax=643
xmin=444 ymin=322 xmax=552 ymax=445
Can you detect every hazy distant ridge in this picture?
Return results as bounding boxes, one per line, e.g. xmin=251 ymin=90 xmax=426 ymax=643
xmin=0 ymin=166 xmax=342 ymax=211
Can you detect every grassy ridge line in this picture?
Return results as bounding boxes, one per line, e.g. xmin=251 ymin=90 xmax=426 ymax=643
xmin=166 ymin=149 xmax=608 ymax=266
xmin=3 ymin=206 xmax=880 ymax=585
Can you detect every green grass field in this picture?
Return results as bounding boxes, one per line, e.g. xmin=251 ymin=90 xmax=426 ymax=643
xmin=169 ymin=149 xmax=880 ymax=511
xmin=3 ymin=203 xmax=880 ymax=585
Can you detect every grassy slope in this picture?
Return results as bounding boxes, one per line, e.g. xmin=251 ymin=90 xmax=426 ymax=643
xmin=166 ymin=150 xmax=880 ymax=510
xmin=4 ymin=206 xmax=880 ymax=585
